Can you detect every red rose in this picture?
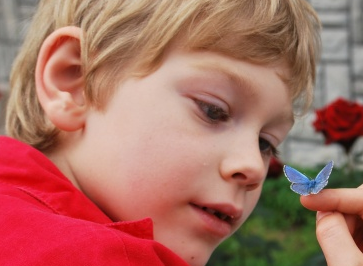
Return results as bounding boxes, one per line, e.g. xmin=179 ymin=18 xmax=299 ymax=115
xmin=267 ymin=157 xmax=283 ymax=179
xmin=313 ymin=98 xmax=363 ymax=153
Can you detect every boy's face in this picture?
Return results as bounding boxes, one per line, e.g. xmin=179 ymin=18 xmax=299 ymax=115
xmin=65 ymin=49 xmax=293 ymax=266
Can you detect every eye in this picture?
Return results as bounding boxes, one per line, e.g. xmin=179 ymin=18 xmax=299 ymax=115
xmin=259 ymin=138 xmax=279 ymax=157
xmin=195 ymin=99 xmax=230 ymax=123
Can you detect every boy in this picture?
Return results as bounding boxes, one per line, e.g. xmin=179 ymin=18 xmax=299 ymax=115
xmin=1 ymin=0 xmax=321 ymax=265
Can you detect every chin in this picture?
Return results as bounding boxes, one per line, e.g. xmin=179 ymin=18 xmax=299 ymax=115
xmin=184 ymin=254 xmax=211 ymax=266
xmin=175 ymin=242 xmax=217 ymax=266
xmin=154 ymin=227 xmax=221 ymax=266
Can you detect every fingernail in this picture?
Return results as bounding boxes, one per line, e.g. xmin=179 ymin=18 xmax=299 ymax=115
xmin=316 ymin=211 xmax=333 ymax=222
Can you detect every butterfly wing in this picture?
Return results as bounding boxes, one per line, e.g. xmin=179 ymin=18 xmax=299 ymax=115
xmin=311 ymin=160 xmax=334 ymax=194
xmin=290 ymin=183 xmax=312 ymax=196
xmin=283 ymin=165 xmax=311 ymax=196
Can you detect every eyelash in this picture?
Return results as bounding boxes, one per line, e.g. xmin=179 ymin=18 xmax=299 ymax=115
xmin=259 ymin=138 xmax=279 ymax=158
xmin=195 ymin=99 xmax=279 ymax=157
xmin=195 ymin=99 xmax=230 ymax=123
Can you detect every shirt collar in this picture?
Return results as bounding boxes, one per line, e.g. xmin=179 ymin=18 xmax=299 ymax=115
xmin=0 ymin=136 xmax=154 ymax=240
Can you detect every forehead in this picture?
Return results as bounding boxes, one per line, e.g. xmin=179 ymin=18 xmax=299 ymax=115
xmin=196 ymin=58 xmax=292 ymax=113
xmin=160 ymin=49 xmax=295 ymax=127
xmin=191 ymin=59 xmax=292 ymax=94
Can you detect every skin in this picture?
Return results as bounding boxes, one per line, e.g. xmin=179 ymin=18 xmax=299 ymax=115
xmin=301 ymin=187 xmax=363 ymax=266
xmin=36 ymin=27 xmax=294 ymax=266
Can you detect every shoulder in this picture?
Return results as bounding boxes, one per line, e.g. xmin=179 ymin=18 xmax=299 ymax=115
xmin=0 ymin=184 xmax=187 ymax=266
xmin=0 ymin=138 xmax=188 ymax=266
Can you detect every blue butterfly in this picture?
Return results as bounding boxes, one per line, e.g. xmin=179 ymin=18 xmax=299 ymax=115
xmin=283 ymin=161 xmax=334 ymax=196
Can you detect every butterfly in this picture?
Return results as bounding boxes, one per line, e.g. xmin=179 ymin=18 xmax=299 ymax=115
xmin=283 ymin=161 xmax=334 ymax=196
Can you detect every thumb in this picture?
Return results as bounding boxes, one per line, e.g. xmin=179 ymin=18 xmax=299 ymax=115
xmin=316 ymin=211 xmax=362 ymax=266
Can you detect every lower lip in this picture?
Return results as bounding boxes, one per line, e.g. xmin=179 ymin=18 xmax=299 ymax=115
xmin=191 ymin=204 xmax=232 ymax=238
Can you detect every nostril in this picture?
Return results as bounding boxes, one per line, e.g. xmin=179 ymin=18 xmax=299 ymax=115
xmin=231 ymin=172 xmax=246 ymax=180
xmin=246 ymin=183 xmax=260 ymax=191
xmin=230 ymin=172 xmax=261 ymax=190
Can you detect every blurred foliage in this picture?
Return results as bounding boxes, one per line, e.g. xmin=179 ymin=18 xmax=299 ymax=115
xmin=207 ymin=162 xmax=363 ymax=266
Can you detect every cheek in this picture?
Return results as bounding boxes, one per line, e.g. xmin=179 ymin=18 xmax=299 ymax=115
xmin=111 ymin=131 xmax=206 ymax=195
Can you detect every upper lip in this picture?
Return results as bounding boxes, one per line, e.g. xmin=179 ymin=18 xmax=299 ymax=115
xmin=191 ymin=202 xmax=243 ymax=224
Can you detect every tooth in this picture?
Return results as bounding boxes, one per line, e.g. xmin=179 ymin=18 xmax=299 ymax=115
xmin=201 ymin=207 xmax=231 ymax=221
xmin=219 ymin=214 xmax=228 ymax=220
xmin=205 ymin=208 xmax=216 ymax=215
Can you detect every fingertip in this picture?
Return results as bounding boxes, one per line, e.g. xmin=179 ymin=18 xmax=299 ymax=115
xmin=300 ymin=190 xmax=331 ymax=210
xmin=299 ymin=194 xmax=316 ymax=210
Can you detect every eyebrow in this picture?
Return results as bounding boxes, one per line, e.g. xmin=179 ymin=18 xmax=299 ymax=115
xmin=191 ymin=62 xmax=295 ymax=126
xmin=192 ymin=62 xmax=255 ymax=95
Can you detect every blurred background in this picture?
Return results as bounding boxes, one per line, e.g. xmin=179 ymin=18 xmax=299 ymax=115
xmin=1 ymin=0 xmax=363 ymax=265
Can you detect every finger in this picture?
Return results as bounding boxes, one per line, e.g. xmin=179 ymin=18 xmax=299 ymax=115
xmin=316 ymin=211 xmax=363 ymax=266
xmin=345 ymin=214 xmax=358 ymax=235
xmin=300 ymin=187 xmax=363 ymax=215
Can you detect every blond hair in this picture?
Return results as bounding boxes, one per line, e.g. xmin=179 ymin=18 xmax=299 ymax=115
xmin=6 ymin=0 xmax=321 ymax=151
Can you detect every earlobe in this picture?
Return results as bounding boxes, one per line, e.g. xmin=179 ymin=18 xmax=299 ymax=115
xmin=36 ymin=26 xmax=87 ymax=132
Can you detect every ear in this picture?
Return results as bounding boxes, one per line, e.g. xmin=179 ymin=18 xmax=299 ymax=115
xmin=35 ymin=26 xmax=87 ymax=132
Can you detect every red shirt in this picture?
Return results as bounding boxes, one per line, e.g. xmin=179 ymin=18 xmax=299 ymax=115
xmin=0 ymin=136 xmax=189 ymax=266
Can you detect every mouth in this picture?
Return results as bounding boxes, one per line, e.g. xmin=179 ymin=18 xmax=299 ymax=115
xmin=190 ymin=203 xmax=239 ymax=225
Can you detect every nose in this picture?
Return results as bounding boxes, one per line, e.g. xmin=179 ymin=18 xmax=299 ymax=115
xmin=219 ymin=142 xmax=266 ymax=189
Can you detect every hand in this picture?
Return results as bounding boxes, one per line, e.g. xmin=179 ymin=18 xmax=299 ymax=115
xmin=300 ymin=186 xmax=363 ymax=266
